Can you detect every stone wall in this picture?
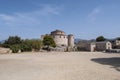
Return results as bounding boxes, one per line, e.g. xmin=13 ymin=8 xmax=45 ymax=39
xmin=53 ymin=35 xmax=68 ymax=46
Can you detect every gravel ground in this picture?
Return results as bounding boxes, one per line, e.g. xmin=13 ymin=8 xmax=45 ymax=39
xmin=0 ymin=52 xmax=120 ymax=80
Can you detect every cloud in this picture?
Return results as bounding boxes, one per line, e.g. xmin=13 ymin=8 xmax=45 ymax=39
xmin=38 ymin=4 xmax=60 ymax=15
xmin=0 ymin=14 xmax=14 ymax=21
xmin=88 ymin=7 xmax=102 ymax=22
xmin=0 ymin=4 xmax=61 ymax=27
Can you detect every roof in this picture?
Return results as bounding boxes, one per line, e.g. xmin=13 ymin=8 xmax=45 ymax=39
xmin=51 ymin=29 xmax=65 ymax=33
xmin=95 ymin=41 xmax=111 ymax=44
xmin=51 ymin=29 xmax=66 ymax=35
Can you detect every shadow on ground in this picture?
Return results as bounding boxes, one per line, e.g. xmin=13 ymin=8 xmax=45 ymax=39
xmin=91 ymin=57 xmax=120 ymax=72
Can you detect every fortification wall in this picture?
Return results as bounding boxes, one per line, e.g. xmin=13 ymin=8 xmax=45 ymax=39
xmin=53 ymin=35 xmax=68 ymax=46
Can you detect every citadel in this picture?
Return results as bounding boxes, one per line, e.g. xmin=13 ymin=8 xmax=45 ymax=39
xmin=41 ymin=29 xmax=120 ymax=52
xmin=41 ymin=29 xmax=75 ymax=51
xmin=0 ymin=29 xmax=120 ymax=53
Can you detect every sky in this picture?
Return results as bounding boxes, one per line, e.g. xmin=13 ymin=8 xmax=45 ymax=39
xmin=0 ymin=0 xmax=120 ymax=40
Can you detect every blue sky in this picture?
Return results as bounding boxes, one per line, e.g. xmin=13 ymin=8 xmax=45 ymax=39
xmin=0 ymin=0 xmax=120 ymax=40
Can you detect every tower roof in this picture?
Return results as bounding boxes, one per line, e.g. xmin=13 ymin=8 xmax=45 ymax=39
xmin=51 ymin=29 xmax=66 ymax=35
xmin=52 ymin=29 xmax=64 ymax=33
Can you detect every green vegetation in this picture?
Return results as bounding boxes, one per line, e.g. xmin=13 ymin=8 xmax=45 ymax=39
xmin=29 ymin=39 xmax=42 ymax=51
xmin=4 ymin=36 xmax=22 ymax=45
xmin=1 ymin=35 xmax=57 ymax=53
xmin=2 ymin=36 xmax=42 ymax=53
xmin=2 ymin=36 xmax=22 ymax=48
xmin=10 ymin=44 xmax=20 ymax=53
xmin=96 ymin=36 xmax=106 ymax=42
xmin=43 ymin=35 xmax=56 ymax=47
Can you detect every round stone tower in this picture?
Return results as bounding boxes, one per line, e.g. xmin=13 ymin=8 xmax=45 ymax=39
xmin=51 ymin=30 xmax=68 ymax=46
xmin=68 ymin=34 xmax=74 ymax=48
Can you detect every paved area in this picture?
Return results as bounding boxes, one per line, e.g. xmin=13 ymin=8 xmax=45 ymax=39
xmin=0 ymin=52 xmax=120 ymax=80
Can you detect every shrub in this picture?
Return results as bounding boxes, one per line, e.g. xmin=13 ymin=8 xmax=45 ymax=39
xmin=20 ymin=44 xmax=32 ymax=52
xmin=2 ymin=36 xmax=43 ymax=53
xmin=10 ymin=45 xmax=20 ymax=53
xmin=22 ymin=39 xmax=42 ymax=51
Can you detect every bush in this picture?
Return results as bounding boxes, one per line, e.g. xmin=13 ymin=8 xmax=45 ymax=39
xmin=2 ymin=36 xmax=43 ymax=53
xmin=10 ymin=44 xmax=32 ymax=53
xmin=20 ymin=44 xmax=32 ymax=52
xmin=2 ymin=44 xmax=10 ymax=48
xmin=23 ymin=39 xmax=42 ymax=51
xmin=10 ymin=45 xmax=20 ymax=53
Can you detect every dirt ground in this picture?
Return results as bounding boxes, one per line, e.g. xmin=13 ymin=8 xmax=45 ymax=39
xmin=0 ymin=52 xmax=120 ymax=80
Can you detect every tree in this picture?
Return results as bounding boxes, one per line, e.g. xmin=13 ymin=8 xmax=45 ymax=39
xmin=96 ymin=36 xmax=106 ymax=42
xmin=22 ymin=39 xmax=42 ymax=51
xmin=31 ymin=39 xmax=42 ymax=51
xmin=2 ymin=36 xmax=43 ymax=53
xmin=43 ymin=35 xmax=56 ymax=47
xmin=4 ymin=36 xmax=22 ymax=45
xmin=2 ymin=36 xmax=22 ymax=48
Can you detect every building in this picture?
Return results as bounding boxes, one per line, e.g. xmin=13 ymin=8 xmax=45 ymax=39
xmin=114 ymin=40 xmax=120 ymax=46
xmin=76 ymin=41 xmax=96 ymax=52
xmin=50 ymin=30 xmax=68 ymax=46
xmin=86 ymin=42 xmax=96 ymax=52
xmin=96 ymin=41 xmax=112 ymax=51
xmin=76 ymin=41 xmax=112 ymax=52
xmin=112 ymin=39 xmax=120 ymax=47
xmin=41 ymin=30 xmax=74 ymax=51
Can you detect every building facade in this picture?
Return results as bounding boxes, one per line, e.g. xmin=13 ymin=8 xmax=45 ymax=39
xmin=96 ymin=41 xmax=112 ymax=51
xmin=112 ymin=40 xmax=120 ymax=47
xmin=86 ymin=42 xmax=96 ymax=52
xmin=77 ymin=41 xmax=112 ymax=52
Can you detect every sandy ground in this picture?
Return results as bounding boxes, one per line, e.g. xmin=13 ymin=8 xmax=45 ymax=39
xmin=0 ymin=52 xmax=120 ymax=80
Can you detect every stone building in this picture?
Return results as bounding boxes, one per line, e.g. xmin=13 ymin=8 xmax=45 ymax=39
xmin=76 ymin=41 xmax=96 ymax=52
xmin=112 ymin=39 xmax=120 ymax=47
xmin=95 ymin=41 xmax=112 ymax=51
xmin=114 ymin=40 xmax=120 ymax=46
xmin=41 ymin=30 xmax=74 ymax=51
xmin=50 ymin=30 xmax=68 ymax=46
xmin=77 ymin=41 xmax=112 ymax=52
xmin=86 ymin=42 xmax=96 ymax=52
